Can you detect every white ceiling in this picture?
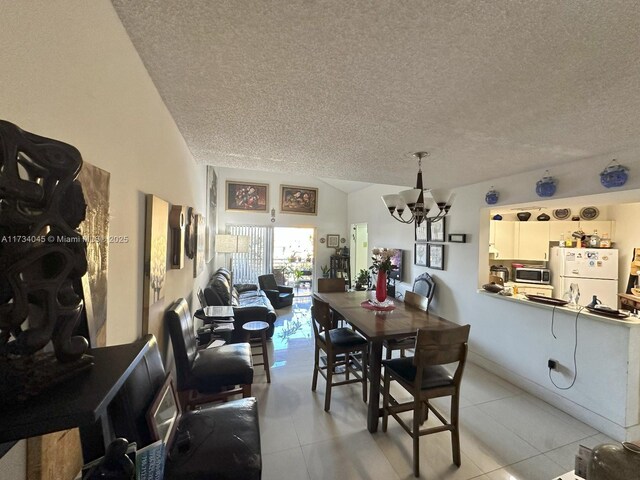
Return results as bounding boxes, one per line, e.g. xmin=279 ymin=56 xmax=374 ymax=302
xmin=111 ymin=0 xmax=640 ymax=189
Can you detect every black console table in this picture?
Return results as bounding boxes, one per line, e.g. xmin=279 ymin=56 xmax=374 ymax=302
xmin=0 ymin=336 xmax=152 ymax=461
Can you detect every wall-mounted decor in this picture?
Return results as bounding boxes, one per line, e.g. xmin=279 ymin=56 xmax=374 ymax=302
xmin=194 ymin=213 xmax=206 ymax=278
xmin=580 ymin=206 xmax=599 ymax=220
xmin=280 ymin=184 xmax=318 ymax=215
xmin=415 ymin=220 xmax=428 ymax=242
xmin=414 ymin=243 xmax=428 ymax=266
xmin=448 ymin=234 xmax=467 ymax=243
xmin=428 ymin=243 xmax=445 ymax=270
xmin=169 ymin=205 xmax=186 ymax=269
xmin=205 ymin=166 xmax=218 ymax=262
xmin=319 ymin=237 xmax=326 ymax=244
xmin=326 ymin=234 xmax=340 ymax=248
xmin=185 ymin=207 xmax=196 ymax=260
xmin=77 ymin=161 xmax=111 ymax=347
xmin=600 ymin=160 xmax=629 ymax=188
xmin=552 ymin=208 xmax=571 ymax=220
xmin=535 ymin=170 xmax=557 ymax=197
xmin=226 ymin=180 xmax=268 ymax=212
xmin=428 ymin=217 xmax=446 ymax=242
xmin=143 ymin=194 xmax=169 ymax=343
xmin=485 ymin=186 xmax=499 ymax=205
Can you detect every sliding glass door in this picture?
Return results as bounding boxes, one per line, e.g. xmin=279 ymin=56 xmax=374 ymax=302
xmin=227 ymin=225 xmax=273 ymax=284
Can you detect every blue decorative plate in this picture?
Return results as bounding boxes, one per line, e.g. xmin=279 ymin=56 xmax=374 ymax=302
xmin=552 ymin=208 xmax=570 ymax=220
xmin=580 ymin=206 xmax=599 ymax=220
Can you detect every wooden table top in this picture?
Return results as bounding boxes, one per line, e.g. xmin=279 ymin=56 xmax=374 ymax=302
xmin=315 ymin=291 xmax=457 ymax=340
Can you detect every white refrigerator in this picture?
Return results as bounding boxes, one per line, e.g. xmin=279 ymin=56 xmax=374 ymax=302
xmin=550 ymin=247 xmax=619 ymax=307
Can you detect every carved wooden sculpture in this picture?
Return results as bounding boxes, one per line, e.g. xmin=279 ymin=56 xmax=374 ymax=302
xmin=0 ymin=120 xmax=93 ymax=401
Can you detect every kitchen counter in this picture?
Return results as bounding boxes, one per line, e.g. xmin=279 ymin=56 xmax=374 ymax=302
xmin=479 ymin=289 xmax=640 ymax=327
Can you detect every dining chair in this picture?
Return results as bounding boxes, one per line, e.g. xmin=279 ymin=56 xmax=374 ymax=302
xmin=382 ymin=324 xmax=471 ymax=477
xmin=384 ymin=273 xmax=436 ymax=359
xmin=311 ymin=294 xmax=368 ymax=412
xmin=316 ymin=277 xmax=348 ymax=327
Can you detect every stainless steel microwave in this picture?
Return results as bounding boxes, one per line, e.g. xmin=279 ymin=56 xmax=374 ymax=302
xmin=514 ymin=267 xmax=551 ymax=284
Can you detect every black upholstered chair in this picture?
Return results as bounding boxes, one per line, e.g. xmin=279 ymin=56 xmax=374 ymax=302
xmin=311 ymin=295 xmax=368 ymax=412
xmin=382 ymin=325 xmax=471 ymax=477
xmin=166 ymin=298 xmax=254 ymax=409
xmin=108 ymin=335 xmax=262 ymax=480
xmin=258 ymin=274 xmax=294 ymax=309
xmin=384 ymin=273 xmax=437 ymax=359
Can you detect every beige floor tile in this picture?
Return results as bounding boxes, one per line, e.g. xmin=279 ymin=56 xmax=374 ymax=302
xmin=542 ymin=432 xmax=617 ymax=472
xmin=259 ymin=414 xmax=301 ymax=455
xmin=263 ymin=447 xmax=311 ymax=480
xmin=484 ymin=453 xmax=566 ymax=480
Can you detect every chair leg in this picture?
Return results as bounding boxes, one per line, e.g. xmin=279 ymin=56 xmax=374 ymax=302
xmin=242 ymin=384 xmax=252 ymax=398
xmin=413 ymin=396 xmax=421 ymax=477
xmin=361 ymin=348 xmax=368 ymax=403
xmin=382 ymin=369 xmax=390 ymax=432
xmin=324 ymin=355 xmax=333 ymax=412
xmin=311 ymin=345 xmax=319 ymax=391
xmin=261 ymin=330 xmax=271 ymax=383
xmin=451 ymin=393 xmax=461 ymax=467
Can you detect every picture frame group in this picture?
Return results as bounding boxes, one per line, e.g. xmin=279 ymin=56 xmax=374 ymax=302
xmin=225 ymin=181 xmax=318 ymax=216
xmin=414 ymin=243 xmax=445 ymax=270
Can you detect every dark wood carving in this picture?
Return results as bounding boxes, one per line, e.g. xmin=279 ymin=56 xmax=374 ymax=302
xmin=0 ymin=120 xmax=93 ymax=402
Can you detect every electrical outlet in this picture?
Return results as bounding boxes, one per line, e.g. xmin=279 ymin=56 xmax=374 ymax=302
xmin=548 ymin=359 xmax=559 ymax=370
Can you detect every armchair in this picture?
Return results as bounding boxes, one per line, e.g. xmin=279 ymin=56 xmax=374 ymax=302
xmin=258 ymin=273 xmax=294 ymax=309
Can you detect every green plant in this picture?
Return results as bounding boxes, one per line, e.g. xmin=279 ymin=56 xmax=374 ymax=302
xmin=321 ymin=265 xmax=330 ymax=277
xmin=293 ymin=268 xmax=304 ymax=281
xmin=356 ymin=269 xmax=370 ymax=286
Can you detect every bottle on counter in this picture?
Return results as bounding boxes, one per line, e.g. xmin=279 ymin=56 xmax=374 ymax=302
xmin=565 ymin=231 xmax=573 ymax=247
xmin=559 ymin=233 xmax=565 ymax=247
xmin=589 ymin=229 xmax=601 ymax=248
xmin=600 ymin=233 xmax=611 ymax=248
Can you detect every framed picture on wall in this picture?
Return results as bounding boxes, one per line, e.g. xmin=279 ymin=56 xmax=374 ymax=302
xmin=428 ymin=217 xmax=446 ymax=242
xmin=280 ymin=185 xmax=318 ymax=215
xmin=415 ymin=220 xmax=428 ymax=242
xmin=326 ymin=234 xmax=340 ymax=248
xmin=428 ymin=243 xmax=445 ymax=270
xmin=414 ymin=243 xmax=428 ymax=266
xmin=226 ymin=181 xmax=269 ymax=212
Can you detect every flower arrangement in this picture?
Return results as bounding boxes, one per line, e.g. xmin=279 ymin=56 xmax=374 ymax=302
xmin=369 ymin=248 xmax=397 ymax=274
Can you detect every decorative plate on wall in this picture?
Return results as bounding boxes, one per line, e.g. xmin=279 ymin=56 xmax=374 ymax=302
xmin=580 ymin=206 xmax=599 ymax=220
xmin=552 ymin=208 xmax=571 ymax=220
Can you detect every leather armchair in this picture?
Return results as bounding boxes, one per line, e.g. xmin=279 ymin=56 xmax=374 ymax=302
xmin=258 ymin=274 xmax=294 ymax=309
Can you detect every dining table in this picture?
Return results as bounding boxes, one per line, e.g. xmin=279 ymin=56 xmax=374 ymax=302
xmin=314 ymin=290 xmax=459 ymax=432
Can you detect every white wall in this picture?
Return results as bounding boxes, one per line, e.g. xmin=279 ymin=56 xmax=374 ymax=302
xmin=0 ymin=2 xmax=212 ymax=474
xmin=215 ymin=167 xmax=349 ymax=279
xmin=610 ymin=203 xmax=640 ymax=292
xmin=348 ymin=155 xmax=640 ymax=440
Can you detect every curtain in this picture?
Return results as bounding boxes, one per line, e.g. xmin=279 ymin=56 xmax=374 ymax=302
xmin=227 ymin=225 xmax=273 ymax=284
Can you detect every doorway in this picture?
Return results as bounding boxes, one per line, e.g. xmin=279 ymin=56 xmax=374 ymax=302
xmin=350 ymin=223 xmax=369 ymax=282
xmin=273 ymin=227 xmax=315 ymax=296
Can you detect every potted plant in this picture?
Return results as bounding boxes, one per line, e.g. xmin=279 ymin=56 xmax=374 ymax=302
xmin=355 ymin=269 xmax=370 ymax=291
xmin=320 ymin=265 xmax=330 ymax=278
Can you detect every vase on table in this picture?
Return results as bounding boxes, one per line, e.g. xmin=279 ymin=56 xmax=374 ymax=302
xmin=376 ymin=270 xmax=387 ymax=303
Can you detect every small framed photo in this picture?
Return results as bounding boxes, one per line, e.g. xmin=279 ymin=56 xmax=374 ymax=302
xmin=226 ymin=181 xmax=269 ymax=212
xmin=414 ymin=243 xmax=428 ymax=266
xmin=428 ymin=243 xmax=445 ymax=270
xmin=146 ymin=375 xmax=181 ymax=449
xmin=415 ymin=220 xmax=428 ymax=242
xmin=326 ymin=234 xmax=340 ymax=248
xmin=280 ymin=185 xmax=318 ymax=215
xmin=448 ymin=233 xmax=467 ymax=243
xmin=428 ymin=217 xmax=446 ymax=242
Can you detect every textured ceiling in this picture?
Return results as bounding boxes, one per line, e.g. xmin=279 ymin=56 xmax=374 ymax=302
xmin=111 ymin=0 xmax=640 ymax=189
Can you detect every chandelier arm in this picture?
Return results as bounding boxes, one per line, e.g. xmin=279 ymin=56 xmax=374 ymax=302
xmin=390 ymin=210 xmax=415 ymax=224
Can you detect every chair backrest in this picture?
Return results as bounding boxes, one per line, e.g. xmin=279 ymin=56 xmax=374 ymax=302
xmin=317 ymin=278 xmax=345 ymax=293
xmin=108 ymin=335 xmax=166 ymax=449
xmin=165 ymin=298 xmax=197 ymax=391
xmin=272 ymin=268 xmax=286 ymax=285
xmin=412 ymin=272 xmax=436 ymax=308
xmin=197 ymin=288 xmax=207 ymax=307
xmin=413 ymin=325 xmax=471 ymax=385
xmin=258 ymin=274 xmax=278 ymax=290
xmin=311 ymin=295 xmax=333 ymax=339
xmin=404 ymin=291 xmax=429 ymax=311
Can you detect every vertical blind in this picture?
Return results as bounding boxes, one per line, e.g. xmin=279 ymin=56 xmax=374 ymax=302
xmin=227 ymin=225 xmax=273 ymax=284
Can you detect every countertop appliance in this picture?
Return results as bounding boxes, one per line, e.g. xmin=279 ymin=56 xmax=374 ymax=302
xmin=550 ymin=247 xmax=619 ymax=307
xmin=514 ymin=267 xmax=550 ymax=284
xmin=490 ymin=265 xmax=509 ymax=283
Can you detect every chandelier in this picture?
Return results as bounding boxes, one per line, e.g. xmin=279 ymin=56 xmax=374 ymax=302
xmin=381 ymin=152 xmax=455 ymax=225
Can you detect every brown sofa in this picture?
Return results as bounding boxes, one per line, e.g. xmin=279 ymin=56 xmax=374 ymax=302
xmin=204 ymin=268 xmax=277 ymax=338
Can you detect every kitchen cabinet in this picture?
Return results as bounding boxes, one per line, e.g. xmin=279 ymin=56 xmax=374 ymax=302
xmin=490 ymin=221 xmax=516 ymax=259
xmin=515 ymin=222 xmax=550 ymax=261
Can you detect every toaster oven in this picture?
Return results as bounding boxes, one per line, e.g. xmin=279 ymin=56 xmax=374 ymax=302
xmin=514 ymin=267 xmax=551 ymax=284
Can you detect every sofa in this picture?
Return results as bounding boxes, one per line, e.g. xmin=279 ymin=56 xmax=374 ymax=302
xmin=204 ymin=268 xmax=277 ymax=338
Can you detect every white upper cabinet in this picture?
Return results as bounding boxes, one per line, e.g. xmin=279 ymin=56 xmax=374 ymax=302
xmin=515 ymin=222 xmax=550 ymax=261
xmin=490 ymin=220 xmax=516 ymax=259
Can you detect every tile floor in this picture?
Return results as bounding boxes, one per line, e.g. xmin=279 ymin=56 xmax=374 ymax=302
xmin=250 ymin=297 xmax=613 ymax=479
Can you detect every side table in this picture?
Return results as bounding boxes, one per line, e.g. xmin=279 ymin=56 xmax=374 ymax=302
xmin=242 ymin=321 xmax=271 ymax=383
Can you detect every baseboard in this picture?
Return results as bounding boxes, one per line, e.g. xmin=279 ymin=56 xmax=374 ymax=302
xmin=467 ymin=350 xmax=640 ymax=442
